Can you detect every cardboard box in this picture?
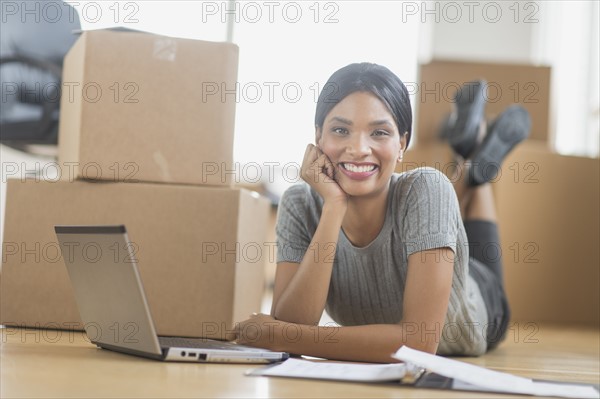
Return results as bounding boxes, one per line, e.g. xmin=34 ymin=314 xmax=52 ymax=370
xmin=58 ymin=29 xmax=239 ymax=186
xmin=415 ymin=60 xmax=551 ymax=146
xmin=399 ymin=142 xmax=600 ymax=326
xmin=0 ymin=179 xmax=270 ymax=339
xmin=496 ymin=143 xmax=599 ymax=326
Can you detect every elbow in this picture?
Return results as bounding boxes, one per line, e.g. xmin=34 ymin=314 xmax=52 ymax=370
xmin=401 ymin=331 xmax=439 ymax=354
xmin=399 ymin=321 xmax=441 ymax=355
xmin=272 ymin=305 xmax=319 ymax=326
xmin=404 ymin=340 xmax=439 ymax=355
xmin=270 ymin=299 xmax=288 ymax=322
xmin=271 ymin=304 xmax=285 ymax=321
xmin=272 ymin=307 xmax=290 ymax=323
xmin=271 ymin=301 xmax=287 ymax=322
xmin=417 ymin=343 xmax=438 ymax=355
xmin=275 ymin=314 xmax=319 ymax=326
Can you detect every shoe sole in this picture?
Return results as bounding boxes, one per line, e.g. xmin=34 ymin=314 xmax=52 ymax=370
xmin=468 ymin=105 xmax=531 ymax=186
xmin=446 ymin=80 xmax=487 ymax=159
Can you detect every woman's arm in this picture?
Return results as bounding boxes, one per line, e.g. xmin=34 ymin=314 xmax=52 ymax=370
xmin=242 ymin=247 xmax=455 ymax=362
xmin=271 ymin=202 xmax=346 ymax=325
xmin=270 ymin=144 xmax=348 ymax=325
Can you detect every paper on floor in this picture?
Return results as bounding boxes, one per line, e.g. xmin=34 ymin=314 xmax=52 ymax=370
xmin=393 ymin=346 xmax=599 ymax=399
xmin=247 ymin=358 xmax=406 ymax=382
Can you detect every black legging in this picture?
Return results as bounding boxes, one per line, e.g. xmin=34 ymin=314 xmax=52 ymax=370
xmin=464 ymin=220 xmax=511 ymax=350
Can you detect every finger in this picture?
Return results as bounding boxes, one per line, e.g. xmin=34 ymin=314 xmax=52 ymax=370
xmin=314 ymin=145 xmax=329 ymax=161
xmin=302 ymin=146 xmax=324 ymax=181
xmin=302 ymin=144 xmax=318 ymax=166
xmin=314 ymin=153 xmax=335 ymax=181
xmin=322 ymin=155 xmax=336 ymax=180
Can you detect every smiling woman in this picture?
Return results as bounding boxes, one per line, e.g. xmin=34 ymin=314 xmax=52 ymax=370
xmin=233 ymin=62 xmax=530 ymax=363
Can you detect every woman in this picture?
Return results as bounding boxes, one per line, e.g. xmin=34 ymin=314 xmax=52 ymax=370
xmin=235 ymin=63 xmax=530 ymax=363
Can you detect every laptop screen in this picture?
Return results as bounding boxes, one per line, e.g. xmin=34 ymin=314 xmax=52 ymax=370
xmin=55 ymin=225 xmax=163 ymax=356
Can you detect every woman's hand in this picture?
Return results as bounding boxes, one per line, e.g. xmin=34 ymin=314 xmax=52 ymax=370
xmin=234 ymin=313 xmax=287 ymax=352
xmin=300 ymin=144 xmax=348 ymax=207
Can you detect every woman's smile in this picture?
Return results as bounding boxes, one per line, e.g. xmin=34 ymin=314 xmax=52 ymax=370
xmin=338 ymin=161 xmax=379 ymax=180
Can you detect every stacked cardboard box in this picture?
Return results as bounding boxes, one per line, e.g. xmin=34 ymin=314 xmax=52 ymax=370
xmin=402 ymin=60 xmax=599 ymax=326
xmin=0 ymin=30 xmax=271 ymax=339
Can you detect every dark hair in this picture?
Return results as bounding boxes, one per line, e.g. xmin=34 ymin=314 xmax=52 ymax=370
xmin=314 ymin=63 xmax=412 ymax=148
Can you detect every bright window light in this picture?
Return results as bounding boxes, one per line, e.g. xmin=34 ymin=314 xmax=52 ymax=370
xmin=231 ymin=1 xmax=420 ymax=167
xmin=534 ymin=1 xmax=600 ymax=157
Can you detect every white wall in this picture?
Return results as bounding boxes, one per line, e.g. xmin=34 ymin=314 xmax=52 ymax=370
xmin=428 ymin=1 xmax=536 ymax=63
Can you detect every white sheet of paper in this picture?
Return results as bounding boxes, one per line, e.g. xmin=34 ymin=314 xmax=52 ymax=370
xmin=393 ymin=346 xmax=599 ymax=399
xmin=452 ymin=378 xmax=600 ymax=399
xmin=248 ymin=358 xmax=407 ymax=382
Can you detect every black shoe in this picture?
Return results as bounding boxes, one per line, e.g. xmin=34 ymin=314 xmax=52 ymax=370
xmin=468 ymin=105 xmax=531 ymax=186
xmin=441 ymin=80 xmax=487 ymax=159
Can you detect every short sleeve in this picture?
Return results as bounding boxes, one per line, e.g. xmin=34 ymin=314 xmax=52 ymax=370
xmin=275 ymin=185 xmax=313 ymax=263
xmin=401 ymin=168 xmax=461 ymax=256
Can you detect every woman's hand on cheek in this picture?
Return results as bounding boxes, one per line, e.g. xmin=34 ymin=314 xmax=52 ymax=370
xmin=301 ymin=144 xmax=348 ymax=207
xmin=234 ymin=313 xmax=286 ymax=351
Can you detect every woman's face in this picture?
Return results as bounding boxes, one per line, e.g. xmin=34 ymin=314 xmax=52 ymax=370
xmin=316 ymin=91 xmax=406 ymax=198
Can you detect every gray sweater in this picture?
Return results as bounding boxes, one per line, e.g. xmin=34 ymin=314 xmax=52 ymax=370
xmin=275 ymin=167 xmax=488 ymax=356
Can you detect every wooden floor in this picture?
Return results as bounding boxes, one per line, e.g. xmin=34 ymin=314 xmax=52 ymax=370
xmin=0 ymin=291 xmax=597 ymax=398
xmin=458 ymin=323 xmax=599 ymax=384
xmin=1 ymin=321 xmax=598 ymax=398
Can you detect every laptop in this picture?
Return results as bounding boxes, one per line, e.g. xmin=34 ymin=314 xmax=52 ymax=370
xmin=54 ymin=225 xmax=289 ymax=364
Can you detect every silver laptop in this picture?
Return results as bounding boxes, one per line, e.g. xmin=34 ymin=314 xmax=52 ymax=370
xmin=55 ymin=225 xmax=288 ymax=364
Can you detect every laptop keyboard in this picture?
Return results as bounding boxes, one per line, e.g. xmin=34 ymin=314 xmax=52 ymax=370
xmin=158 ymin=337 xmax=242 ymax=350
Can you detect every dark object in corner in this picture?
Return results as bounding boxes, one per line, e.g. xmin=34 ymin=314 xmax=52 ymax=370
xmin=0 ymin=1 xmax=80 ymax=154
